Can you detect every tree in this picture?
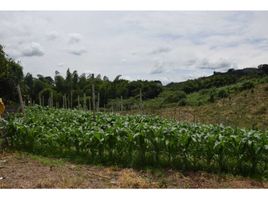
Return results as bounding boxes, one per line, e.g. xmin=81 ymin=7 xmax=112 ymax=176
xmin=0 ymin=45 xmax=24 ymax=102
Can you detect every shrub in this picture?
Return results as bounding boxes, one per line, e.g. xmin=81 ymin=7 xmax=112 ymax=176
xmin=163 ymin=90 xmax=186 ymax=104
xmin=217 ymin=89 xmax=229 ymax=98
xmin=208 ymin=89 xmax=216 ymax=103
xmin=239 ymin=81 xmax=255 ymax=91
xmin=178 ymin=98 xmax=187 ymax=106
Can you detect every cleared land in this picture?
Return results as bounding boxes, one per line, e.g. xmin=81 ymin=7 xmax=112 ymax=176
xmin=0 ymin=151 xmax=267 ymax=188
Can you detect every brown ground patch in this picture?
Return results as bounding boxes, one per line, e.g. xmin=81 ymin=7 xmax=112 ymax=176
xmin=0 ymin=151 xmax=267 ymax=188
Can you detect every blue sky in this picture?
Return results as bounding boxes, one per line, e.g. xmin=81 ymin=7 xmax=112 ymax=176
xmin=0 ymin=11 xmax=268 ymax=84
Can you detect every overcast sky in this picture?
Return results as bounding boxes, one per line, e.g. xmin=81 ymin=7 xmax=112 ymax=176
xmin=0 ymin=11 xmax=268 ymax=84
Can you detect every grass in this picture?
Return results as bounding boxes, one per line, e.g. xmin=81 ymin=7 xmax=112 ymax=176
xmin=128 ymin=83 xmax=268 ymax=130
xmin=28 ymin=154 xmax=66 ymax=167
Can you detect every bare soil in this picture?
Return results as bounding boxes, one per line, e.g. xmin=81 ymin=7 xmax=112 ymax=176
xmin=1 ymin=151 xmax=267 ymax=188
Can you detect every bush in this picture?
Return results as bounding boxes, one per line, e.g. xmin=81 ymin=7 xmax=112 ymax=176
xmin=208 ymin=89 xmax=216 ymax=103
xmin=217 ymin=89 xmax=229 ymax=98
xmin=239 ymin=81 xmax=255 ymax=91
xmin=178 ymin=98 xmax=187 ymax=106
xmin=163 ymin=90 xmax=186 ymax=104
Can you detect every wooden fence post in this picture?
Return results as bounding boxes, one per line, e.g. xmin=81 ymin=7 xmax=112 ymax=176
xmin=70 ymin=90 xmax=73 ymax=109
xmin=139 ymin=88 xmax=143 ymax=113
xmin=92 ymin=84 xmax=96 ymax=119
xmin=78 ymin=95 xmax=80 ymax=109
xmin=16 ymin=84 xmax=24 ymax=113
xmin=51 ymin=91 xmax=53 ymax=107
xmin=62 ymin=95 xmax=65 ymax=109
xmin=97 ymin=92 xmax=100 ymax=112
xmin=42 ymin=95 xmax=44 ymax=107
xmin=83 ymin=93 xmax=87 ymax=110
xmin=66 ymin=95 xmax=69 ymax=109
xmin=120 ymin=96 xmax=123 ymax=112
xmin=39 ymin=94 xmax=41 ymax=106
xmin=88 ymin=97 xmax=91 ymax=111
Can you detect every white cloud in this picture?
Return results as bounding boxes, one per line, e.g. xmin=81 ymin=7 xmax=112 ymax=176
xmin=0 ymin=11 xmax=268 ymax=83
xmin=195 ymin=58 xmax=237 ymax=70
xmin=57 ymin=63 xmax=65 ymax=67
xmin=150 ymin=64 xmax=165 ymax=74
xmin=150 ymin=47 xmax=172 ymax=55
xmin=20 ymin=42 xmax=44 ymax=57
xmin=46 ymin=31 xmax=59 ymax=40
xmin=67 ymin=48 xmax=87 ymax=56
xmin=68 ymin=33 xmax=82 ymax=44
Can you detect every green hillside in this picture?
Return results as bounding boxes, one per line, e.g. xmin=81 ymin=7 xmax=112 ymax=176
xmin=135 ymin=82 xmax=268 ymax=130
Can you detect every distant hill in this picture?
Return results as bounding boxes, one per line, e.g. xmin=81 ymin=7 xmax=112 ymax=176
xmin=165 ymin=64 xmax=268 ymax=94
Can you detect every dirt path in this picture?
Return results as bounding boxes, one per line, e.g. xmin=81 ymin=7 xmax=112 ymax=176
xmin=0 ymin=151 xmax=267 ymax=188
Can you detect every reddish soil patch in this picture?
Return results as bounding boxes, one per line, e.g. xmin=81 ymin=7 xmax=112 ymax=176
xmin=0 ymin=151 xmax=267 ymax=188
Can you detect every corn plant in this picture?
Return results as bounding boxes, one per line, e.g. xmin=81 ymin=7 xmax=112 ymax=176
xmin=5 ymin=106 xmax=268 ymax=177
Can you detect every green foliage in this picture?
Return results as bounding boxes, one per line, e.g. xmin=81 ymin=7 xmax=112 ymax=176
xmin=239 ymin=81 xmax=255 ymax=91
xmin=165 ymin=66 xmax=268 ymax=97
xmin=5 ymin=106 xmax=268 ymax=177
xmin=178 ymin=98 xmax=187 ymax=106
xmin=0 ymin=45 xmax=24 ymax=102
xmin=208 ymin=89 xmax=216 ymax=103
xmin=217 ymin=89 xmax=229 ymax=99
xmin=163 ymin=90 xmax=186 ymax=104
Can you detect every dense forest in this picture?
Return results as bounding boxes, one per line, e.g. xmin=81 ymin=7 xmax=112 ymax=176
xmin=1 ymin=44 xmax=268 ymax=111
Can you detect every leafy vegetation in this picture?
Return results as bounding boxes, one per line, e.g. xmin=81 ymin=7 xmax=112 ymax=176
xmin=0 ymin=44 xmax=23 ymax=103
xmin=5 ymin=106 xmax=268 ymax=177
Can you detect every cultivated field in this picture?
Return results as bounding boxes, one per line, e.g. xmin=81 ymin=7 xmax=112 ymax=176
xmin=4 ymin=106 xmax=268 ymax=179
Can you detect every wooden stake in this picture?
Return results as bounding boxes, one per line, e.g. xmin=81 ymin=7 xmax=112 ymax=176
xmin=51 ymin=91 xmax=53 ymax=107
xmin=48 ymin=97 xmax=51 ymax=107
xmin=16 ymin=84 xmax=24 ymax=113
xmin=88 ymin=97 xmax=91 ymax=111
xmin=29 ymin=97 xmax=32 ymax=106
xmin=97 ymin=92 xmax=100 ymax=112
xmin=139 ymin=88 xmax=143 ymax=113
xmin=78 ymin=95 xmax=80 ymax=109
xmin=70 ymin=90 xmax=73 ymax=109
xmin=39 ymin=94 xmax=41 ymax=106
xmin=83 ymin=93 xmax=87 ymax=110
xmin=92 ymin=84 xmax=96 ymax=119
xmin=120 ymin=96 xmax=123 ymax=112
xmin=42 ymin=95 xmax=44 ymax=107
xmin=62 ymin=95 xmax=65 ymax=108
xmin=66 ymin=95 xmax=70 ymax=109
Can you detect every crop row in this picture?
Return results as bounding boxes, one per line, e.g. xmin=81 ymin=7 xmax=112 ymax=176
xmin=5 ymin=106 xmax=268 ymax=177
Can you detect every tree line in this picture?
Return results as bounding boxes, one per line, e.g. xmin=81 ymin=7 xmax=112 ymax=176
xmin=1 ymin=43 xmax=268 ymax=111
xmin=0 ymin=44 xmax=162 ymax=110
